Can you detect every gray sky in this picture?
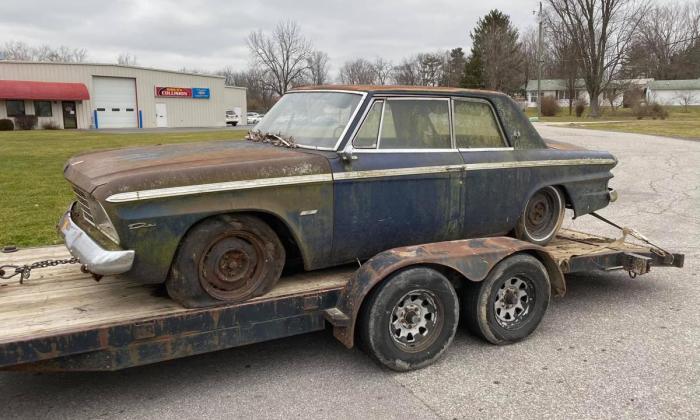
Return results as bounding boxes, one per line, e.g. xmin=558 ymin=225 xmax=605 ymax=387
xmin=1 ymin=0 xmax=542 ymax=74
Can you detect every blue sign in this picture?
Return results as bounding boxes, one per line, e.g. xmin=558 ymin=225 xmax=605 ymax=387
xmin=192 ymin=88 xmax=210 ymax=99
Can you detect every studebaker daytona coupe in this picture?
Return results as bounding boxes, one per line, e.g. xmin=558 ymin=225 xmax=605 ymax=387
xmin=60 ymin=86 xmax=617 ymax=307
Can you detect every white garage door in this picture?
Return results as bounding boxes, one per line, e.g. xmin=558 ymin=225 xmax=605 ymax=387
xmin=93 ymin=77 xmax=138 ymax=128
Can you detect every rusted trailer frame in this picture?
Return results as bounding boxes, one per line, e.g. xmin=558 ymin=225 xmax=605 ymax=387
xmin=0 ymin=229 xmax=683 ymax=372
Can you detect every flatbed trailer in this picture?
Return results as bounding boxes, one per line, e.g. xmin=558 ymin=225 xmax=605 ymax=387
xmin=0 ymin=229 xmax=683 ymax=372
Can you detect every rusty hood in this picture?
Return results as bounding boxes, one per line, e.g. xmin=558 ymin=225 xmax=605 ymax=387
xmin=64 ymin=140 xmax=331 ymax=200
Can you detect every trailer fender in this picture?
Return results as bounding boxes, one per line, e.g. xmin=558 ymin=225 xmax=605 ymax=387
xmin=324 ymin=236 xmax=565 ymax=348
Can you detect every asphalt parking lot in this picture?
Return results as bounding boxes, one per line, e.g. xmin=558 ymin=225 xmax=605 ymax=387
xmin=1 ymin=125 xmax=698 ymax=419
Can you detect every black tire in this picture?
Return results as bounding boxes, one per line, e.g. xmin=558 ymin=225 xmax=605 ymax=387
xmin=232 ymin=122 xmax=238 ymax=126
xmin=514 ymin=186 xmax=565 ymax=246
xmin=462 ymin=254 xmax=550 ymax=345
xmin=358 ymin=267 xmax=459 ymax=371
xmin=166 ymin=214 xmax=285 ymax=308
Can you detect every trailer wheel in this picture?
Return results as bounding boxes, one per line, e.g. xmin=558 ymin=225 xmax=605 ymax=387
xmin=167 ymin=214 xmax=285 ymax=308
xmin=515 ymin=186 xmax=565 ymax=246
xmin=358 ymin=267 xmax=459 ymax=371
xmin=462 ymin=254 xmax=550 ymax=345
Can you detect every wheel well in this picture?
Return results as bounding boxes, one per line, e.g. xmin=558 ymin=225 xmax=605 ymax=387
xmin=172 ymin=211 xmax=304 ymax=275
xmin=553 ymin=184 xmax=573 ymax=209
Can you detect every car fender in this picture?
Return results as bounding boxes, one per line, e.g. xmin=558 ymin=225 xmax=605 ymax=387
xmin=325 ymin=236 xmax=565 ymax=348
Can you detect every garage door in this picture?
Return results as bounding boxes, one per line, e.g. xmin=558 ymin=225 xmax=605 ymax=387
xmin=93 ymin=77 xmax=138 ymax=128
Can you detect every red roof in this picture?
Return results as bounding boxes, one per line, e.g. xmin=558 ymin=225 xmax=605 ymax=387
xmin=0 ymin=80 xmax=90 ymax=100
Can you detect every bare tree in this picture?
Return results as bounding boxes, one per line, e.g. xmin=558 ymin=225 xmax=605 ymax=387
xmin=372 ymin=57 xmax=394 ymax=85
xmin=1 ymin=41 xmax=87 ymax=62
xmin=626 ymin=1 xmax=700 ymax=79
xmin=338 ymin=58 xmax=376 ymax=84
xmin=117 ymin=52 xmax=137 ymax=66
xmin=546 ymin=0 xmax=649 ymax=117
xmin=306 ymin=50 xmax=330 ymax=85
xmin=415 ymin=52 xmax=448 ymax=86
xmin=676 ymin=91 xmax=698 ymax=112
xmin=231 ymin=67 xmax=276 ymax=111
xmin=247 ymin=20 xmax=313 ymax=96
xmin=393 ymin=57 xmax=420 ymax=85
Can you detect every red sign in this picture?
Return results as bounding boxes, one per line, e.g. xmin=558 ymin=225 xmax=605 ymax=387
xmin=155 ymin=86 xmax=192 ymax=97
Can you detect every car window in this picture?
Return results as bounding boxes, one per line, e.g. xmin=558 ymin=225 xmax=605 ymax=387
xmin=378 ymin=99 xmax=451 ymax=149
xmin=453 ymin=100 xmax=505 ymax=148
xmin=353 ymin=100 xmax=383 ymax=148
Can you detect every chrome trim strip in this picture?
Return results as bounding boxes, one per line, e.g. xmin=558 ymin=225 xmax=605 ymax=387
xmin=106 ymin=158 xmax=616 ymax=202
xmin=334 ymin=165 xmax=465 ymax=180
xmin=458 ymin=147 xmax=515 ymax=152
xmin=106 ymin=173 xmax=333 ymax=203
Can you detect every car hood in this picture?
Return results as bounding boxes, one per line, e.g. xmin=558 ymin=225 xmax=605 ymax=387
xmin=64 ymin=141 xmax=331 ymax=201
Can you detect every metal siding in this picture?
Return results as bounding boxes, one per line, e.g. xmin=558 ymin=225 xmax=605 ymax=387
xmin=0 ymin=62 xmax=246 ymax=128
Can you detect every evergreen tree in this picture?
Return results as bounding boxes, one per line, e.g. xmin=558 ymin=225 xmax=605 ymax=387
xmin=462 ymin=10 xmax=524 ymax=93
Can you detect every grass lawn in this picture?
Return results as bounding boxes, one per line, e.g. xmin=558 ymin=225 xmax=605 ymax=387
xmin=0 ymin=130 xmax=246 ymax=248
xmin=526 ymin=106 xmax=700 ymax=140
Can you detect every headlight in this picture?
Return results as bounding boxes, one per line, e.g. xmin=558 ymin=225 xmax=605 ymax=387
xmin=91 ymin=201 xmax=120 ymax=244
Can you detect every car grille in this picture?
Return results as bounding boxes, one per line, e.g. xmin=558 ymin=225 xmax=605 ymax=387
xmin=73 ymin=186 xmax=96 ymax=226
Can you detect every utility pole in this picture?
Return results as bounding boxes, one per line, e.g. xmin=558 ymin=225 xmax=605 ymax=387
xmin=537 ymin=1 xmax=543 ymax=118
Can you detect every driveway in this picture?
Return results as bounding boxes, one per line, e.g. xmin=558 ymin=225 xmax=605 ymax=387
xmin=2 ymin=125 xmax=698 ymax=419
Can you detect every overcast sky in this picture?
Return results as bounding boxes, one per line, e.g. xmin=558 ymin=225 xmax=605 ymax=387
xmin=1 ymin=0 xmax=544 ymax=75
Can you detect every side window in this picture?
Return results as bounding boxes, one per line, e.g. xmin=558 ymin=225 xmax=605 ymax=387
xmin=378 ymin=99 xmax=451 ymax=149
xmin=453 ymin=100 xmax=505 ymax=149
xmin=353 ymin=100 xmax=383 ymax=148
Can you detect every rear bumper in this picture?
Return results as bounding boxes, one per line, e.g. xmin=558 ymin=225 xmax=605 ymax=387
xmin=58 ymin=203 xmax=135 ymax=276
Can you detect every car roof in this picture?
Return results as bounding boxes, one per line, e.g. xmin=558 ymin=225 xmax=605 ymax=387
xmin=291 ymin=84 xmax=507 ymax=97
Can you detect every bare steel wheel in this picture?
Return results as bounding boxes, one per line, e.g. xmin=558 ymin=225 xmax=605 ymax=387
xmin=462 ymin=254 xmax=550 ymax=345
xmin=199 ymin=233 xmax=267 ymax=301
xmin=515 ymin=186 xmax=565 ymax=246
xmin=493 ymin=276 xmax=533 ymax=329
xmin=167 ymin=214 xmax=285 ymax=308
xmin=389 ymin=289 xmax=442 ymax=353
xmin=359 ymin=267 xmax=459 ymax=371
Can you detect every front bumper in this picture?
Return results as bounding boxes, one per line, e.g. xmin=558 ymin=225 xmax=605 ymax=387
xmin=58 ymin=203 xmax=135 ymax=276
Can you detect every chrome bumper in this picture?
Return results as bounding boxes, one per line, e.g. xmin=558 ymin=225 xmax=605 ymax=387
xmin=58 ymin=203 xmax=135 ymax=276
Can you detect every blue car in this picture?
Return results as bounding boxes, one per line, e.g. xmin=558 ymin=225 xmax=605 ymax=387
xmin=60 ymin=85 xmax=617 ymax=307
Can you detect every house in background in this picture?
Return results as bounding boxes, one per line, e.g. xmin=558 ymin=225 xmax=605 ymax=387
xmin=524 ymin=78 xmax=653 ymax=108
xmin=646 ymin=79 xmax=700 ymax=106
xmin=525 ymin=79 xmax=587 ymax=108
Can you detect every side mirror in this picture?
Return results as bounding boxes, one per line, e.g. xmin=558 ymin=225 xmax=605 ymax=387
xmin=338 ymin=148 xmax=357 ymax=162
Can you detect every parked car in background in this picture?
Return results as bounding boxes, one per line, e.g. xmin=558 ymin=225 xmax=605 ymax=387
xmin=246 ymin=112 xmax=263 ymax=125
xmin=59 ymin=85 xmax=617 ymax=309
xmin=225 ymin=110 xmax=239 ymax=126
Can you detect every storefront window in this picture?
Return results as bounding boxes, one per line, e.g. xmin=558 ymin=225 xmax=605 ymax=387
xmin=34 ymin=101 xmax=53 ymax=117
xmin=6 ymin=100 xmax=25 ymax=117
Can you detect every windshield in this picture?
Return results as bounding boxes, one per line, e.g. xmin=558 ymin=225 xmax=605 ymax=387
xmin=254 ymin=91 xmax=363 ymax=149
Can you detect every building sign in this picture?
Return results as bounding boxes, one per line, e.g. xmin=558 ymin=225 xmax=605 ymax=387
xmin=192 ymin=88 xmax=210 ymax=99
xmin=155 ymin=87 xmax=210 ymax=99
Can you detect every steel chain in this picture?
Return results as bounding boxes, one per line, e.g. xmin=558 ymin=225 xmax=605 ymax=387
xmin=0 ymin=257 xmax=80 ymax=284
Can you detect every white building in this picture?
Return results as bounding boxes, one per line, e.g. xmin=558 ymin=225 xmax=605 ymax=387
xmin=524 ymin=78 xmax=652 ymax=108
xmin=0 ymin=61 xmax=246 ymax=129
xmin=646 ymin=79 xmax=700 ymax=106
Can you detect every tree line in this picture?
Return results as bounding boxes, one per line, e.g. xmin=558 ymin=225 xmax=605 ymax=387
xmin=2 ymin=0 xmax=698 ymax=115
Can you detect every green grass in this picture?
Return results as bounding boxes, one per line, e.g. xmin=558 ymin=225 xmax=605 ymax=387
xmin=526 ymin=106 xmax=700 ymax=139
xmin=0 ymin=130 xmax=246 ymax=248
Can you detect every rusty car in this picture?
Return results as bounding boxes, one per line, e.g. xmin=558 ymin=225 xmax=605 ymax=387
xmin=59 ymin=85 xmax=618 ymax=311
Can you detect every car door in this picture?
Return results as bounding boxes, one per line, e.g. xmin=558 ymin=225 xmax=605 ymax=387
xmin=331 ymin=97 xmax=464 ymax=263
xmin=452 ymin=97 xmax=523 ymax=237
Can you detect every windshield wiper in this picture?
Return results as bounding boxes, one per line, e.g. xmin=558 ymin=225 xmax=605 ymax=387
xmin=245 ymin=130 xmax=297 ymax=148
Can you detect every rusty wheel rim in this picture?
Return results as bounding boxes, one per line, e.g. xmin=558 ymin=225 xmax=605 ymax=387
xmin=524 ymin=187 xmax=562 ymax=241
xmin=199 ymin=232 xmax=266 ymax=301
